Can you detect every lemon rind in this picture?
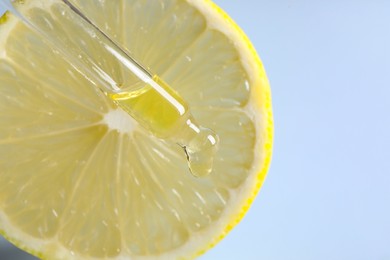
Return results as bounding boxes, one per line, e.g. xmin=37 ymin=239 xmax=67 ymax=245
xmin=188 ymin=0 xmax=273 ymax=258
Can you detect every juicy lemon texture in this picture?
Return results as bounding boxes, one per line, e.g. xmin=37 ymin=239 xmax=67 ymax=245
xmin=0 ymin=0 xmax=273 ymax=259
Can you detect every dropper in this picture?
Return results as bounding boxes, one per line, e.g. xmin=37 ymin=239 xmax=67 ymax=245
xmin=0 ymin=0 xmax=219 ymax=177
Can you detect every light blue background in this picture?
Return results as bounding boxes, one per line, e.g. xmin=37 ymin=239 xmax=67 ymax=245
xmin=1 ymin=1 xmax=390 ymax=259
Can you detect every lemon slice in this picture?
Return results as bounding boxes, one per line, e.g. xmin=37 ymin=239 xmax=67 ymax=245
xmin=0 ymin=0 xmax=273 ymax=259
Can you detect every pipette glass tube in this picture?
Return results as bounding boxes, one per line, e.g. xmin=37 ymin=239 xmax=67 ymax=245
xmin=0 ymin=0 xmax=219 ymax=177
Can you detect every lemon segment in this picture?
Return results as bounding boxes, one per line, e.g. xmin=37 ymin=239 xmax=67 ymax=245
xmin=0 ymin=0 xmax=273 ymax=259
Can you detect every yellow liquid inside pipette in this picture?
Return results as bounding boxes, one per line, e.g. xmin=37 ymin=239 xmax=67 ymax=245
xmin=109 ymin=76 xmax=188 ymax=138
xmin=108 ymin=76 xmax=219 ymax=177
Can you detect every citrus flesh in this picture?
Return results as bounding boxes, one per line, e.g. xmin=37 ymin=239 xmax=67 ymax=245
xmin=0 ymin=0 xmax=273 ymax=259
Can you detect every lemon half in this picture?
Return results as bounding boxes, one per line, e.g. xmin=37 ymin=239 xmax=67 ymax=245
xmin=0 ymin=0 xmax=273 ymax=259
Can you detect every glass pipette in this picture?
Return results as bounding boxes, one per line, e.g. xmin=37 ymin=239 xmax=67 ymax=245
xmin=0 ymin=0 xmax=219 ymax=177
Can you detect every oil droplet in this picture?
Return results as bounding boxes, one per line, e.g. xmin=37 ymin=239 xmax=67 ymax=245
xmin=176 ymin=119 xmax=219 ymax=177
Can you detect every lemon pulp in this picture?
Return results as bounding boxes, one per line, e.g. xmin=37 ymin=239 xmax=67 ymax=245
xmin=0 ymin=0 xmax=273 ymax=259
